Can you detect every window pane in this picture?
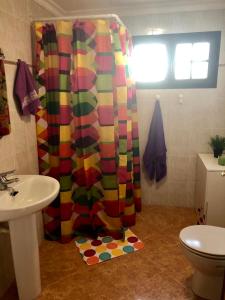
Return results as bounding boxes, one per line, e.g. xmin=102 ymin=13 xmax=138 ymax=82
xmin=175 ymin=42 xmax=210 ymax=80
xmin=191 ymin=62 xmax=208 ymax=79
xmin=175 ymin=43 xmax=192 ymax=63
xmin=175 ymin=43 xmax=192 ymax=79
xmin=192 ymin=42 xmax=210 ymax=61
xmin=175 ymin=61 xmax=191 ymax=80
xmin=131 ymin=43 xmax=168 ymax=82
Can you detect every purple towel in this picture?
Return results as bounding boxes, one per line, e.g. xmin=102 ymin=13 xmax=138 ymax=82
xmin=143 ymin=100 xmax=167 ymax=182
xmin=14 ymin=60 xmax=40 ymax=115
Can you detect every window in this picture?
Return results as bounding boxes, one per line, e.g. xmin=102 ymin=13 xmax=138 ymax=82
xmin=132 ymin=31 xmax=221 ymax=89
xmin=132 ymin=43 xmax=168 ymax=82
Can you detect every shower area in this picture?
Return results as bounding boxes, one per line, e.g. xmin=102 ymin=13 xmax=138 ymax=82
xmin=33 ymin=14 xmax=141 ymax=243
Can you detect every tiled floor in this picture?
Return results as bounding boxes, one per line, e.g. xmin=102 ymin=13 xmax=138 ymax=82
xmin=3 ymin=206 xmax=206 ymax=300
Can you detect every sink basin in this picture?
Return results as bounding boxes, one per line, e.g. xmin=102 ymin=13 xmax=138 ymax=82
xmin=0 ymin=174 xmax=60 ymax=300
xmin=0 ymin=175 xmax=60 ymax=221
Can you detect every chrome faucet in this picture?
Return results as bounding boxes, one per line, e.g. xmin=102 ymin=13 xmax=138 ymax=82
xmin=0 ymin=170 xmax=19 ymax=194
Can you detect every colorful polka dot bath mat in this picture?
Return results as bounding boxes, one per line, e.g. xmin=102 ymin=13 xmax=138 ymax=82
xmin=74 ymin=229 xmax=144 ymax=265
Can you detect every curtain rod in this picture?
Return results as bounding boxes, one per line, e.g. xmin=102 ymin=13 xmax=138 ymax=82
xmin=32 ymin=13 xmax=125 ymax=27
xmin=0 ymin=50 xmax=34 ymax=68
xmin=1 ymin=59 xmax=33 ymax=68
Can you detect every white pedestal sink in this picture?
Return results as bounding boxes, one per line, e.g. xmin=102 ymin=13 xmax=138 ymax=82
xmin=0 ymin=175 xmax=60 ymax=300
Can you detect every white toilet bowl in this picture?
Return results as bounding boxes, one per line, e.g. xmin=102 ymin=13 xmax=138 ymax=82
xmin=179 ymin=225 xmax=225 ymax=300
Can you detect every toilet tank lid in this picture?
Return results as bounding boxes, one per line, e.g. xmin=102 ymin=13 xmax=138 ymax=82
xmin=179 ymin=225 xmax=225 ymax=256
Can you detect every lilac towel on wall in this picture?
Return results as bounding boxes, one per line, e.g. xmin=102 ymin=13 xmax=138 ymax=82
xmin=14 ymin=60 xmax=40 ymax=115
xmin=143 ymin=100 xmax=167 ymax=182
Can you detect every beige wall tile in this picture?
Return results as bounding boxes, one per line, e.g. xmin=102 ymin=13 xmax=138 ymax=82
xmin=0 ymin=1 xmax=52 ymax=176
xmin=168 ymin=156 xmax=189 ymax=181
xmin=28 ymin=1 xmax=55 ymax=19
xmin=168 ymin=180 xmax=188 ymax=207
xmin=141 ymin=171 xmax=169 ymax=206
xmin=0 ymin=0 xmax=15 ymax=17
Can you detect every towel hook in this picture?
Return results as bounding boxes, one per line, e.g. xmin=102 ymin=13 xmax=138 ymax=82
xmin=178 ymin=93 xmax=183 ymax=104
xmin=155 ymin=94 xmax=160 ymax=100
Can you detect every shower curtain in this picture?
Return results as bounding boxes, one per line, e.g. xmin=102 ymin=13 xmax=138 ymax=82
xmin=34 ymin=20 xmax=141 ymax=243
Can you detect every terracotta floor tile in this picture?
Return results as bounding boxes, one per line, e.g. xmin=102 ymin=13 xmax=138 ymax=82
xmin=3 ymin=205 xmax=209 ymax=300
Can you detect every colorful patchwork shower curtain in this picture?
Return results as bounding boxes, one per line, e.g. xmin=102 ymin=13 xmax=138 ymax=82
xmin=34 ymin=20 xmax=141 ymax=243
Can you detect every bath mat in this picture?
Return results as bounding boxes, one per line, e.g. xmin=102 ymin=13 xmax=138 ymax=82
xmin=74 ymin=228 xmax=144 ymax=265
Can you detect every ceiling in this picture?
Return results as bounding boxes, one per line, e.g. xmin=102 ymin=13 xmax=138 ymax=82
xmin=35 ymin=0 xmax=225 ymax=17
xmin=53 ymin=0 xmax=158 ymax=11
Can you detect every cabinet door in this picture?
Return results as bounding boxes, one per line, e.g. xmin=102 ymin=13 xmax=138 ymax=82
xmin=206 ymin=171 xmax=225 ymax=227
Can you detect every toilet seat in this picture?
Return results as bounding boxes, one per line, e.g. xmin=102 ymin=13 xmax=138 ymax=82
xmin=180 ymin=240 xmax=225 ymax=260
xmin=179 ymin=225 xmax=225 ymax=258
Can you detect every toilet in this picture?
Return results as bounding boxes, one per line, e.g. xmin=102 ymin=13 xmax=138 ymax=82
xmin=179 ymin=225 xmax=225 ymax=300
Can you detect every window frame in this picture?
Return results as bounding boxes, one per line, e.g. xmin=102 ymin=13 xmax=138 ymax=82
xmin=132 ymin=31 xmax=221 ymax=89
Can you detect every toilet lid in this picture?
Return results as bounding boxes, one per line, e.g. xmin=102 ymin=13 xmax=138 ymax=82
xmin=180 ymin=225 xmax=225 ymax=256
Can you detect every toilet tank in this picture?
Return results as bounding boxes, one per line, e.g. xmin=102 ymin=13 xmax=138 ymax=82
xmin=195 ymin=154 xmax=225 ymax=227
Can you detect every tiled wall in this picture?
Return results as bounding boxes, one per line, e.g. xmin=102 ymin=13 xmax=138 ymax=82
xmin=122 ymin=10 xmax=225 ymax=207
xmin=0 ymin=0 xmax=53 ymax=175
xmin=0 ymin=1 xmax=52 ymax=296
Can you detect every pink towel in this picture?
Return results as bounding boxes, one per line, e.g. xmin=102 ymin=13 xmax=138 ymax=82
xmin=14 ymin=60 xmax=40 ymax=115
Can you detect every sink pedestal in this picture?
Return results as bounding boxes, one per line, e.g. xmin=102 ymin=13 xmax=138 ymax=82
xmin=9 ymin=214 xmax=41 ymax=300
xmin=0 ymin=175 xmax=60 ymax=299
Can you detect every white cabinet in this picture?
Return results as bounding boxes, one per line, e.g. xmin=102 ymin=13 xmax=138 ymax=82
xmin=195 ymin=154 xmax=225 ymax=227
